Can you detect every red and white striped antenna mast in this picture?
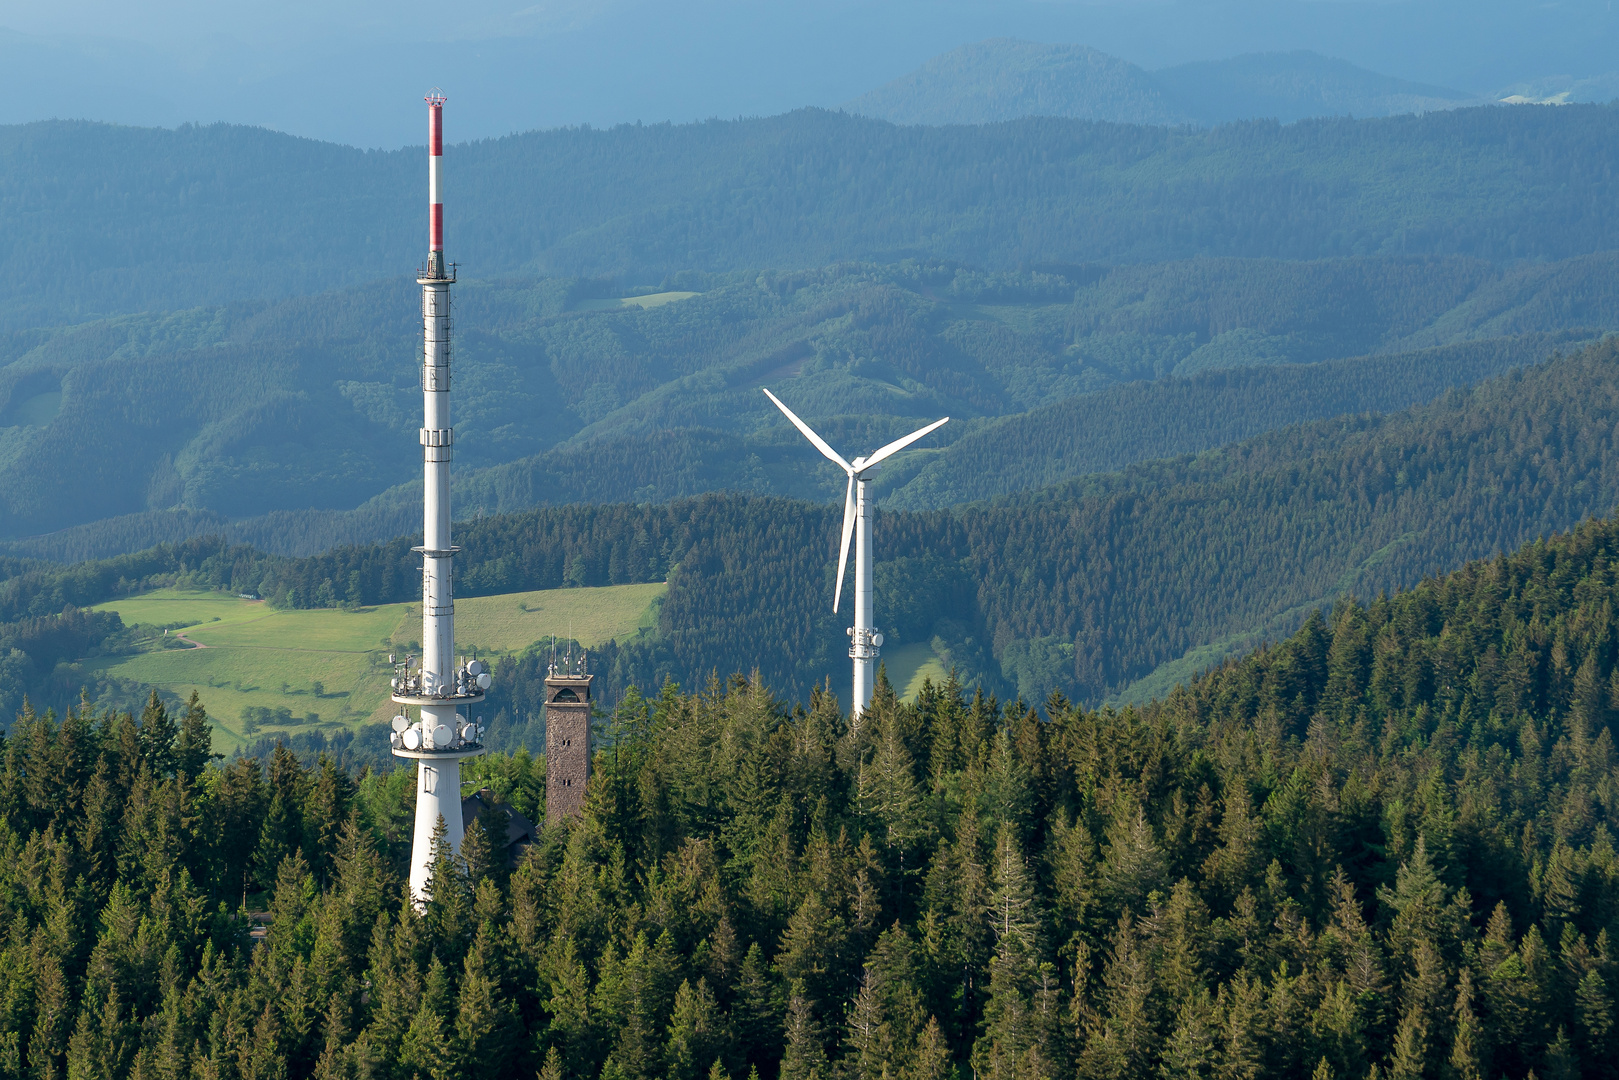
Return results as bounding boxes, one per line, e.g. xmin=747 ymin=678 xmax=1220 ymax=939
xmin=426 ymin=88 xmax=446 ymax=278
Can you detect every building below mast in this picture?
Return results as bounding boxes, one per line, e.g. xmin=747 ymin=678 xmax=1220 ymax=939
xmin=388 ymin=89 xmax=491 ymax=906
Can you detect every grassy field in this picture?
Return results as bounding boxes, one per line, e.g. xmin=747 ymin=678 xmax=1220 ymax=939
xmin=575 ymin=291 xmax=700 ymax=311
xmin=880 ymin=641 xmax=950 ymax=704
xmin=89 ymin=583 xmax=665 ymax=751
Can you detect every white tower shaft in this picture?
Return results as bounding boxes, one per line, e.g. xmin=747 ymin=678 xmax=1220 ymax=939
xmin=392 ymin=91 xmax=484 ymax=909
xmin=851 ymin=475 xmax=877 ymax=718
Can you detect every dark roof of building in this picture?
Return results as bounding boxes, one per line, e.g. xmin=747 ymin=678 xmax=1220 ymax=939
xmin=461 ymin=787 xmax=538 ymax=866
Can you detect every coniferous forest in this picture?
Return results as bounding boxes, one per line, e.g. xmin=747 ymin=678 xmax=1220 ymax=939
xmin=12 ymin=336 xmax=1619 ymax=723
xmin=7 ymin=90 xmax=1619 ymax=1080
xmin=0 ymin=508 xmax=1613 ymax=1079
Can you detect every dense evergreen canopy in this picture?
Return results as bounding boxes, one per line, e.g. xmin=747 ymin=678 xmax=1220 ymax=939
xmin=0 ymin=509 xmax=1615 ymax=1078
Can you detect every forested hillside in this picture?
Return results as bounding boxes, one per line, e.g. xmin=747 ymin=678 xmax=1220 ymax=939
xmin=1 ymin=254 xmax=1612 ymax=553
xmin=889 ymin=331 xmax=1585 ymax=509
xmin=0 ymin=507 xmax=1613 ymax=1079
xmin=9 ymin=337 xmax=1619 ymax=723
xmin=9 ymin=104 xmax=1619 ymax=327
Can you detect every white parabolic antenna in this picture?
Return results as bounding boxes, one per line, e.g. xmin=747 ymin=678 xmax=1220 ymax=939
xmin=762 ymin=387 xmax=947 ymax=719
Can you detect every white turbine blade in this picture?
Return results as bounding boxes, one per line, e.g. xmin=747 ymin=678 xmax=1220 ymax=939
xmin=763 ymin=388 xmax=852 ymax=472
xmin=863 ymin=416 xmax=950 ymax=470
xmin=834 ymin=473 xmax=856 ymax=613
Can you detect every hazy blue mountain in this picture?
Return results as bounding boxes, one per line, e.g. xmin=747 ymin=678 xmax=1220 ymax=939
xmin=7 ymin=106 xmax=1619 ymax=329
xmin=5 ymin=0 xmax=1618 ymax=146
xmin=843 ymin=40 xmax=1192 ymax=126
xmin=1155 ymin=50 xmax=1476 ymax=123
xmin=846 ymin=40 xmax=1476 ymax=126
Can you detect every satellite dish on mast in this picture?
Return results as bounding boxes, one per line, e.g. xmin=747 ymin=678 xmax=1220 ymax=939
xmin=403 ymin=728 xmax=422 ymax=750
xmin=391 ymin=715 xmax=409 ymax=733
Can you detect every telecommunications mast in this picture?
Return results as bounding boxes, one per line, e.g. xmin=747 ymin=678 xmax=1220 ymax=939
xmin=388 ymin=90 xmax=492 ymax=907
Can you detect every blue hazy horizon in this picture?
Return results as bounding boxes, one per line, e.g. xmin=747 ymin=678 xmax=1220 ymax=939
xmin=2 ymin=0 xmax=1617 ymax=147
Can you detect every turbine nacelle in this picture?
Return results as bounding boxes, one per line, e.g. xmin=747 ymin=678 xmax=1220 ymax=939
xmin=762 ymin=387 xmax=949 ymax=612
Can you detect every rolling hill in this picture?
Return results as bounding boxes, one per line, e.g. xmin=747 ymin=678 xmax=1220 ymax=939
xmin=4 ymin=103 xmax=1619 ymax=329
xmin=2 ymin=254 xmax=1617 ymax=556
xmin=11 ymin=336 xmax=1619 ymax=721
xmin=845 ymin=40 xmax=1476 ymax=127
xmin=842 ymin=40 xmax=1192 ymax=126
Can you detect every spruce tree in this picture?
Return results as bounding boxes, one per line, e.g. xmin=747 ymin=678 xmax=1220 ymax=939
xmin=398 ymin=959 xmax=457 ymax=1080
xmin=777 ymin=983 xmax=828 ymax=1080
xmin=905 ymin=1017 xmax=953 ymax=1080
xmin=973 ymin=824 xmax=1050 ymax=1080
xmin=543 ymin=935 xmax=597 ymax=1077
xmin=728 ymin=943 xmax=783 ymax=1079
xmin=665 ymin=978 xmax=722 ymax=1080
xmin=777 ymin=891 xmax=850 ymax=1017
xmin=1448 ymin=968 xmax=1485 ymax=1080
xmin=856 ymin=711 xmax=926 ymax=896
xmin=458 ymin=807 xmax=500 ymax=887
xmin=422 ymin=817 xmax=473 ymax=965
xmin=455 ymin=924 xmax=520 ymax=1078
xmin=1158 ymin=987 xmax=1218 ymax=1080
xmin=1097 ymin=803 xmax=1167 ymax=919
xmin=138 ymin=692 xmax=178 ymax=778
xmin=174 ymin=692 xmax=216 ymax=782
xmin=1077 ymin=912 xmax=1153 ymax=1080
xmin=311 ymin=993 xmax=354 ymax=1080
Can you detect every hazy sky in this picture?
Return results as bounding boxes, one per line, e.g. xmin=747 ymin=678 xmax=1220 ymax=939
xmin=0 ymin=0 xmax=1614 ymax=146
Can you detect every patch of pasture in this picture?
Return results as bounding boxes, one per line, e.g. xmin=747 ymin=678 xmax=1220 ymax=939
xmin=87 ymin=582 xmax=667 ymax=751
xmin=879 ymin=641 xmax=950 ymax=704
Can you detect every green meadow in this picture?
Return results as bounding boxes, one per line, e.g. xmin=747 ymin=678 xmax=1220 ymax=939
xmin=88 ymin=583 xmax=665 ymax=751
xmin=573 ymin=290 xmax=700 ymax=311
xmin=880 ymin=641 xmax=949 ymax=704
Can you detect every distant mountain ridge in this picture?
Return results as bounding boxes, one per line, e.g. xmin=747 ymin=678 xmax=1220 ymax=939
xmin=5 ymin=103 xmax=1619 ymax=330
xmin=846 ymin=39 xmax=1478 ymax=126
xmin=844 ymin=41 xmax=1191 ymax=126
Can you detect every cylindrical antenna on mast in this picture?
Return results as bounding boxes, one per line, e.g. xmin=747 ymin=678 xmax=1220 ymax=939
xmin=427 ymin=88 xmax=445 ymax=278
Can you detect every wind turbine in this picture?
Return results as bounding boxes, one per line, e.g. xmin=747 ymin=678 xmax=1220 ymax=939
xmin=763 ymin=388 xmax=949 ymax=720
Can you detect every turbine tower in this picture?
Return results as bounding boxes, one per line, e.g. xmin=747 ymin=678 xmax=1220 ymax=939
xmin=388 ymin=90 xmax=492 ymax=907
xmin=763 ymin=389 xmax=948 ymax=720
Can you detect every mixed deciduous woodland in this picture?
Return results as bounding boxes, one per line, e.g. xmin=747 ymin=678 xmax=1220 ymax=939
xmin=0 ymin=508 xmax=1615 ymax=1079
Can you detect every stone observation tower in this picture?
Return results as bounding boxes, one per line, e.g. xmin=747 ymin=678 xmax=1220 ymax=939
xmin=545 ymin=647 xmax=592 ymax=823
xmin=386 ymin=90 xmax=492 ymax=906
